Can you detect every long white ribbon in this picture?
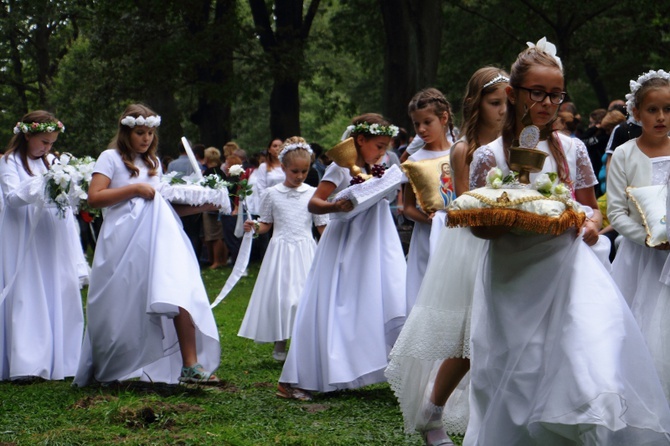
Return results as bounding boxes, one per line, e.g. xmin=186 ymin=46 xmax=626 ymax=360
xmin=210 ymin=229 xmax=254 ymax=308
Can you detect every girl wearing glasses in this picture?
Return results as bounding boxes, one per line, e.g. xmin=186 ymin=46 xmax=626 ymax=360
xmin=463 ymin=39 xmax=670 ymax=445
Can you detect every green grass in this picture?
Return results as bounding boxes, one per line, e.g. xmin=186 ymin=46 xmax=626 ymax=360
xmin=0 ymin=262 xmax=462 ymax=445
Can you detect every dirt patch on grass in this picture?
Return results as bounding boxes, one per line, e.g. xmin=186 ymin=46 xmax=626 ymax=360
xmin=70 ymin=394 xmax=116 ymax=409
xmin=113 ymin=402 xmax=204 ymax=430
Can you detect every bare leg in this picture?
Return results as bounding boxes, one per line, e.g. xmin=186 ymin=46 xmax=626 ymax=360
xmin=173 ymin=307 xmax=198 ymax=367
xmin=431 ymin=358 xmax=470 ymax=405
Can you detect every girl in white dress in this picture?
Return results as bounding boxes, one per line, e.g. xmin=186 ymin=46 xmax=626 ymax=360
xmin=0 ymin=111 xmax=84 ymax=381
xmin=74 ymin=104 xmax=220 ymax=386
xmin=464 ymin=39 xmax=670 ymax=445
xmin=277 ymin=113 xmax=407 ymax=401
xmin=403 ymin=88 xmax=453 ymax=311
xmin=387 ymin=67 xmax=508 ymax=445
xmin=608 ymin=70 xmax=670 ymax=401
xmin=238 ymin=137 xmax=328 ymax=361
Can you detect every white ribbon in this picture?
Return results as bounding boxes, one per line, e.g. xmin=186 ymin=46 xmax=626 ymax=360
xmin=210 ymin=229 xmax=254 ymax=308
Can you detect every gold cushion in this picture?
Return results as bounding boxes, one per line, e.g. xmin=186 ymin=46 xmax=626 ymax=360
xmin=401 ymin=154 xmax=455 ymax=213
xmin=626 ymin=185 xmax=667 ymax=247
xmin=446 ymin=187 xmax=585 ymax=235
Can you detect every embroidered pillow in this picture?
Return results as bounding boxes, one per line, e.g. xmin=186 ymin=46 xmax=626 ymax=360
xmin=401 ymin=154 xmax=455 ymax=214
xmin=446 ymin=187 xmax=585 ymax=235
xmin=626 ymin=185 xmax=667 ymax=247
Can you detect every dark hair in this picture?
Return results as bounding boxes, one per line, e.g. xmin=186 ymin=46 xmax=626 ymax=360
xmin=4 ymin=110 xmax=62 ymax=175
xmin=266 ymin=138 xmax=283 ymax=171
xmin=408 ymin=88 xmax=455 ymax=141
xmin=110 ymin=103 xmax=160 ymax=177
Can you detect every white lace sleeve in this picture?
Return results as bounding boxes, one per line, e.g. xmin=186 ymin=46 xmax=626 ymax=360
xmin=258 ymin=188 xmax=273 ymax=224
xmin=572 ymin=138 xmax=598 ymax=190
xmin=313 ymin=212 xmax=329 ymax=227
xmin=469 ymin=146 xmax=497 ymax=189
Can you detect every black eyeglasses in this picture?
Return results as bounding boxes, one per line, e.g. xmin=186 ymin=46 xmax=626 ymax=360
xmin=516 ymin=86 xmax=566 ymax=105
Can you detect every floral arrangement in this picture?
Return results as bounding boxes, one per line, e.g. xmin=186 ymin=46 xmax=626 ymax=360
xmin=13 ymin=121 xmax=65 ymax=135
xmin=44 ymin=153 xmax=96 ymax=218
xmin=223 ymin=164 xmax=253 ymax=203
xmin=341 ymin=122 xmax=400 ymax=140
xmin=120 ymin=115 xmax=161 ymax=128
xmin=486 ymin=167 xmax=569 ymax=198
xmin=625 ymin=69 xmax=670 ymax=115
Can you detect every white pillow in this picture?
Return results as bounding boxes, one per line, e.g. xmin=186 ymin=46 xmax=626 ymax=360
xmin=447 ymin=186 xmax=585 ymax=235
xmin=626 ymin=185 xmax=667 ymax=247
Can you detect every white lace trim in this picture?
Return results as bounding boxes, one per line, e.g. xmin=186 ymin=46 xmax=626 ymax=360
xmin=158 ymin=183 xmax=232 ymax=213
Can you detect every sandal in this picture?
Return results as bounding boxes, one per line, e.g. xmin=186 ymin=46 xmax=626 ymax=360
xmin=276 ymin=382 xmax=313 ymax=401
xmin=178 ymin=363 xmax=219 ymax=384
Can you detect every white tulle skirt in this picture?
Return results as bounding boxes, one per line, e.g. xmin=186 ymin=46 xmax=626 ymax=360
xmin=74 ymin=195 xmax=220 ymax=386
xmin=238 ymin=236 xmax=317 ymax=343
xmin=613 ymin=238 xmax=670 ymax=401
xmin=279 ymin=200 xmax=406 ymax=392
xmin=387 ymin=226 xmax=487 ymax=435
xmin=464 ymin=230 xmax=670 ymax=445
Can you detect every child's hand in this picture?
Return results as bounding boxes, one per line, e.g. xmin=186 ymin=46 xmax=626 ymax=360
xmin=334 ymin=199 xmax=354 ymax=213
xmin=135 ymin=183 xmax=156 ymax=200
xmin=243 ymin=220 xmax=255 ymax=233
xmin=581 ymin=219 xmax=600 ymax=246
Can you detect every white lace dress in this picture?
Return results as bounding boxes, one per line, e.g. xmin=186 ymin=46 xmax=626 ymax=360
xmin=608 ymin=139 xmax=670 ymax=401
xmin=279 ymin=163 xmax=407 ymax=392
xmin=74 ymin=149 xmax=220 ymax=386
xmin=238 ymin=183 xmax=328 ymax=342
xmin=388 ymin=145 xmax=481 ymax=435
xmin=463 ymin=135 xmax=670 ymax=445
xmin=403 ymin=148 xmax=450 ymax=312
xmin=0 ymin=153 xmax=85 ymax=380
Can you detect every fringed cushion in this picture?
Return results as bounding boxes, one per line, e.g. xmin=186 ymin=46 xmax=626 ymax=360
xmin=626 ymin=185 xmax=667 ymax=247
xmin=158 ymin=183 xmax=232 ymax=214
xmin=447 ymin=187 xmax=585 ymax=235
xmin=401 ymin=154 xmax=454 ymax=213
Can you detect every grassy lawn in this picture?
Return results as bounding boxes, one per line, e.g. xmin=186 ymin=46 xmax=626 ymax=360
xmin=0 ymin=262 xmax=462 ymax=445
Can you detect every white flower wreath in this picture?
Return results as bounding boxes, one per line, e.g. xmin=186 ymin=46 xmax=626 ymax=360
xmin=526 ymin=37 xmax=563 ymax=71
xmin=278 ymin=142 xmax=312 ymax=163
xmin=120 ymin=115 xmax=162 ymax=128
xmin=625 ymin=69 xmax=670 ymax=116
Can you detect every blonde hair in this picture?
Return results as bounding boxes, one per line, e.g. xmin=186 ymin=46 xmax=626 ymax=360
xmin=222 ymin=141 xmax=239 ymax=159
xmin=280 ymin=136 xmax=312 ymax=166
xmin=204 ymin=147 xmax=222 ymax=167
xmin=110 ymin=103 xmax=160 ymax=177
xmin=460 ymin=67 xmax=509 ymax=164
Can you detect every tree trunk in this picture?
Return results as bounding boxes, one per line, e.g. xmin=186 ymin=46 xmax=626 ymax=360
xmin=379 ymin=0 xmax=442 ymax=132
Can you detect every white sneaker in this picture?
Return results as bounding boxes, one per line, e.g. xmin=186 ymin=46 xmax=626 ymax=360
xmin=272 ymin=351 xmax=287 ymax=362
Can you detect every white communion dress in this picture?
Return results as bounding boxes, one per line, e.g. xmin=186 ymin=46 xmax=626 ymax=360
xmin=74 ymin=149 xmax=220 ymax=386
xmin=463 ymin=135 xmax=670 ymax=445
xmin=279 ymin=163 xmax=407 ymax=392
xmin=403 ymin=147 xmax=450 ymax=312
xmin=238 ymin=183 xmax=328 ymax=343
xmin=608 ymin=139 xmax=670 ymax=401
xmin=0 ymin=153 xmax=85 ymax=380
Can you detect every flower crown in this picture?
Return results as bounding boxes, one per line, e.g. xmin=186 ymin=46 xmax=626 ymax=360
xmin=341 ymin=122 xmax=400 ymax=141
xmin=120 ymin=115 xmax=161 ymax=128
xmin=483 ymin=74 xmax=510 ymax=90
xmin=278 ymin=142 xmax=313 ymax=163
xmin=625 ymin=69 xmax=670 ymax=116
xmin=13 ymin=121 xmax=65 ymax=135
xmin=526 ymin=37 xmax=563 ymax=71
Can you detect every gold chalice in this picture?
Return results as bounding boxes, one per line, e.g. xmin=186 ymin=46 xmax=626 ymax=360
xmin=327 ymin=137 xmax=371 ymax=180
xmin=509 ymin=147 xmax=547 ymax=184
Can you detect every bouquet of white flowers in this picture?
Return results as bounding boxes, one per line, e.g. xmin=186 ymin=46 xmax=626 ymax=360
xmin=44 ymin=153 xmax=97 ymax=218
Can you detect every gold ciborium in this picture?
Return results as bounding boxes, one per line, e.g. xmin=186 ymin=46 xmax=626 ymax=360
xmin=327 ymin=137 xmax=371 ymax=180
xmin=509 ymin=147 xmax=547 ymax=184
